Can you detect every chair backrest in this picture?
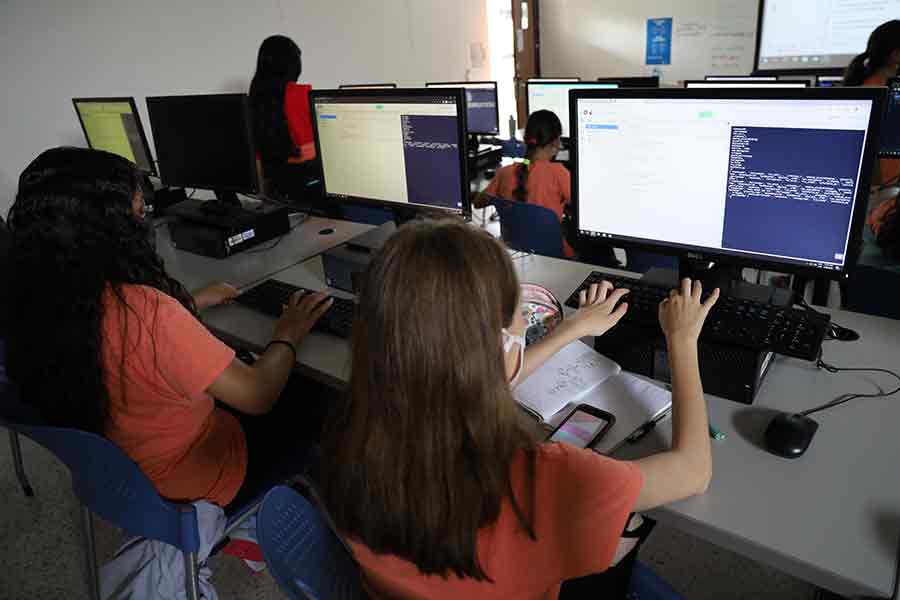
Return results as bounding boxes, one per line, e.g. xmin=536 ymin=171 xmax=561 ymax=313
xmin=492 ymin=198 xmax=566 ymax=259
xmin=6 ymin=422 xmax=200 ymax=553
xmin=258 ymin=485 xmax=365 ymax=600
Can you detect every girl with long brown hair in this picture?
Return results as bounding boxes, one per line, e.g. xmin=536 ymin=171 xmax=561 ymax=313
xmin=320 ymin=220 xmax=717 ymax=599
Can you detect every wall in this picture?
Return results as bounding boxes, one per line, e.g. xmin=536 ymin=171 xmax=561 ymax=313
xmin=540 ymin=0 xmax=759 ymax=85
xmin=0 ymin=0 xmax=489 ymax=216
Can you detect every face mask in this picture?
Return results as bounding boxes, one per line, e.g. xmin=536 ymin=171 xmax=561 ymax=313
xmin=502 ymin=328 xmax=526 ymax=387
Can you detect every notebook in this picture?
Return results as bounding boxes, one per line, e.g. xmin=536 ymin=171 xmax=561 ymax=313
xmin=514 ymin=340 xmax=672 ymax=455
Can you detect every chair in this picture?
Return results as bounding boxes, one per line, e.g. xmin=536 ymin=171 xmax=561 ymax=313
xmin=5 ymin=422 xmax=262 ymax=600
xmin=628 ymin=561 xmax=685 ymax=599
xmin=257 ymin=484 xmax=366 ymax=600
xmin=492 ymin=198 xmax=566 ymax=259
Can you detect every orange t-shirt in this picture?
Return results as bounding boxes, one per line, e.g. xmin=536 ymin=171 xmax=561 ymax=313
xmin=864 ymin=74 xmax=900 ymax=186
xmin=285 ymin=82 xmax=317 ymax=162
xmin=102 ymin=285 xmax=245 ymax=506
xmin=485 ymin=160 xmax=575 ymax=257
xmin=349 ymin=443 xmax=642 ymax=600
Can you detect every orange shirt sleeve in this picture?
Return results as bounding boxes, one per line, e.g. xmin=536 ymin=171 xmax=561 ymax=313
xmin=535 ymin=443 xmax=643 ymax=581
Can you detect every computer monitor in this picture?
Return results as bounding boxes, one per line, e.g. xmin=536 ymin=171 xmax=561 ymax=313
xmin=309 ymin=88 xmax=469 ymax=219
xmin=817 ymin=75 xmax=844 ymax=88
xmin=145 ymin=94 xmax=258 ymax=203
xmin=596 ymin=76 xmax=660 ymax=88
xmin=570 ymin=88 xmax=884 ymax=281
xmin=338 ymin=83 xmax=398 ymax=90
xmin=880 ymin=79 xmax=900 ymax=159
xmin=72 ymin=97 xmax=156 ymax=176
xmin=528 ymin=77 xmax=581 ymax=83
xmin=526 ymin=81 xmax=619 ymax=138
xmin=705 ymin=76 xmax=779 ymax=81
xmin=685 ymin=80 xmax=810 ymax=89
xmin=425 ymin=81 xmax=499 ymax=135
xmin=755 ymin=0 xmax=900 ymax=74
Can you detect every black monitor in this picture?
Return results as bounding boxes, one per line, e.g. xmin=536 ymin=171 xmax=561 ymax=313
xmin=570 ymin=87 xmax=885 ymax=283
xmin=145 ymin=94 xmax=258 ymax=204
xmin=881 ymin=78 xmax=900 ymax=159
xmin=425 ymin=81 xmax=499 ymax=135
xmin=526 ymin=81 xmax=619 ymax=139
xmin=816 ymin=75 xmax=845 ymax=88
xmin=685 ymin=80 xmax=810 ymax=89
xmin=338 ymin=83 xmax=398 ymax=90
xmin=73 ymin=97 xmax=156 ymax=176
xmin=705 ymin=75 xmax=778 ymax=82
xmin=527 ymin=77 xmax=581 ymax=83
xmin=596 ymin=76 xmax=659 ymax=88
xmin=309 ymin=88 xmax=469 ymax=220
xmin=754 ymin=0 xmax=895 ymax=75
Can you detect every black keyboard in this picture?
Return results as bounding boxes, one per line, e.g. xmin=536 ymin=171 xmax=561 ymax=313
xmin=236 ymin=279 xmax=355 ymax=339
xmin=564 ymin=273 xmax=830 ymax=361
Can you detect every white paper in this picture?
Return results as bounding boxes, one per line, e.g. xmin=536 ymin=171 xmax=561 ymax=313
xmin=514 ymin=340 xmax=620 ymax=421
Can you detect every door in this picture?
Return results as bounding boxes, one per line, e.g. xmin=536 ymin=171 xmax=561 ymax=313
xmin=512 ymin=0 xmax=540 ymax=128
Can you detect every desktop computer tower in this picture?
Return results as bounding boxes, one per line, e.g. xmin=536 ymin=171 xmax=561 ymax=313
xmin=594 ymin=322 xmax=774 ymax=405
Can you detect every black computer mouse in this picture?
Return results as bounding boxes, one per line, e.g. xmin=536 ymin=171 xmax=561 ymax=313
xmin=764 ymin=413 xmax=819 ymax=459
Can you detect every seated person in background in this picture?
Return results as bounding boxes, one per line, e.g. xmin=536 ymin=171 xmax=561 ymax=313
xmin=249 ymin=34 xmax=317 ymax=200
xmin=4 ymin=147 xmax=331 ymax=508
xmin=320 ymin=220 xmax=718 ymax=599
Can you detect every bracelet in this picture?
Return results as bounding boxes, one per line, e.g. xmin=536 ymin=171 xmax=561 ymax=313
xmin=265 ymin=340 xmax=297 ymax=360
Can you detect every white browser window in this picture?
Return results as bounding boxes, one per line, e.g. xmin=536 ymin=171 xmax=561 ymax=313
xmin=527 ymin=83 xmax=618 ymax=137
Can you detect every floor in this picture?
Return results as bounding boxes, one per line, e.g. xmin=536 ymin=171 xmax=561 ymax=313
xmin=0 ymin=431 xmax=824 ymax=600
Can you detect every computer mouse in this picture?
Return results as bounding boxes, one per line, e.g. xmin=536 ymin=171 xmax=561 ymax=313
xmin=319 ymin=228 xmax=335 ymax=235
xmin=764 ymin=413 xmax=819 ymax=459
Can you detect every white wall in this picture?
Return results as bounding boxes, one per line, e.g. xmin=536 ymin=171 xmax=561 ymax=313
xmin=0 ymin=0 xmax=489 ymax=216
xmin=540 ymin=0 xmax=759 ymax=85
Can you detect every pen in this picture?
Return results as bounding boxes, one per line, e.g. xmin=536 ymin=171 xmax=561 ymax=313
xmin=709 ymin=424 xmax=726 ymax=441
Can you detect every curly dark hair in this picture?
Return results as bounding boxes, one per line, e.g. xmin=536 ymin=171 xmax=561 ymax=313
xmin=514 ymin=109 xmax=562 ymax=203
xmin=249 ymin=35 xmax=303 ymax=167
xmin=4 ymin=147 xmax=196 ymax=434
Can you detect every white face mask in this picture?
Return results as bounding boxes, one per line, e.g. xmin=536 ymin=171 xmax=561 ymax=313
xmin=502 ymin=328 xmax=526 ymax=387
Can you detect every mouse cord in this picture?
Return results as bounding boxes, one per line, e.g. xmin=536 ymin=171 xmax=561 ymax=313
xmin=794 ymin=297 xmax=859 ymax=342
xmin=800 ymin=349 xmax=900 ymax=417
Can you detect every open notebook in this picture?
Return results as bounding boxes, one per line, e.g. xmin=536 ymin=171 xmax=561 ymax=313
xmin=514 ymin=340 xmax=672 ymax=454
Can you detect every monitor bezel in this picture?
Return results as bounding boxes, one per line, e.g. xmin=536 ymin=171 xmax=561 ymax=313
xmin=753 ymin=0 xmax=847 ymax=77
xmin=525 ymin=81 xmax=620 ymax=140
xmin=684 ymin=79 xmax=812 ymax=89
xmin=816 ymin=75 xmax=845 ymax=87
xmin=309 ymin=87 xmax=471 ymax=219
xmin=527 ymin=77 xmax=582 ymax=83
xmin=144 ymin=93 xmax=258 ymax=194
xmin=338 ymin=83 xmax=398 ymax=89
xmin=568 ymin=87 xmax=886 ymax=281
xmin=704 ymin=76 xmax=779 ymax=81
xmin=425 ymin=80 xmax=500 ymax=135
xmin=596 ymin=76 xmax=660 ymax=88
xmin=72 ymin=96 xmax=158 ymax=177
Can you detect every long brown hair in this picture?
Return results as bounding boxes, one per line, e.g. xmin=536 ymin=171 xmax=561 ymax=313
xmin=320 ymin=219 xmax=537 ymax=580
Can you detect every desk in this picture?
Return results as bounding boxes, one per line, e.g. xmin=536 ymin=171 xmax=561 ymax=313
xmin=197 ymin=250 xmax=900 ymax=599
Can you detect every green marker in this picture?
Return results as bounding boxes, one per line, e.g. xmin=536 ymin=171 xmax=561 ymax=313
xmin=709 ymin=424 xmax=726 ymax=441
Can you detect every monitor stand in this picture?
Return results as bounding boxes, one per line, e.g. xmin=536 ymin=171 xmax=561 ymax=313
xmin=213 ymin=190 xmax=242 ymax=208
xmin=641 ymin=257 xmax=793 ymax=307
xmin=467 ymin=134 xmax=481 ymax=157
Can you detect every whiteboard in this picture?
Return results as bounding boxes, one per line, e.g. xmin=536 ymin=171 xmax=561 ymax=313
xmin=540 ymin=0 xmax=760 ymax=85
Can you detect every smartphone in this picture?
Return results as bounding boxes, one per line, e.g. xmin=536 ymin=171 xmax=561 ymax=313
xmin=546 ymin=404 xmax=615 ymax=449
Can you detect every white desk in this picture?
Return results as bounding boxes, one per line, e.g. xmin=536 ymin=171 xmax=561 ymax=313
xmin=195 ymin=250 xmax=899 ymax=599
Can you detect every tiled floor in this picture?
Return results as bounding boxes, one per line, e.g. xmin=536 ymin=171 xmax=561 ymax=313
xmin=0 ymin=432 xmax=819 ymax=599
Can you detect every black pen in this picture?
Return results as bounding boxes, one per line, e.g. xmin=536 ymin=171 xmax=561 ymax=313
xmin=626 ymin=408 xmax=672 ymax=444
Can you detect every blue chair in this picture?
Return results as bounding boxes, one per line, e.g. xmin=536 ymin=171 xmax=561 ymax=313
xmin=492 ymin=198 xmax=566 ymax=259
xmin=258 ymin=484 xmax=365 ymax=600
xmin=625 ymin=250 xmax=678 ymax=274
xmin=628 ymin=561 xmax=684 ymax=599
xmin=4 ymin=421 xmax=262 ymax=600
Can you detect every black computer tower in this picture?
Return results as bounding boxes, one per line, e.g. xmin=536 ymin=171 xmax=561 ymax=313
xmin=594 ymin=322 xmax=774 ymax=405
xmin=168 ymin=199 xmax=290 ymax=259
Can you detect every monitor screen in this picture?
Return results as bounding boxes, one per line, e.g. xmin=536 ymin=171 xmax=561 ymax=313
xmin=527 ymin=82 xmax=619 ymax=138
xmin=685 ymin=81 xmax=810 ymax=89
xmin=145 ymin=94 xmax=257 ymax=193
xmin=339 ymin=83 xmax=398 ymax=89
xmin=73 ymin=98 xmax=156 ymax=175
xmin=881 ymin=82 xmax=900 ymax=158
xmin=705 ymin=76 xmax=778 ymax=82
xmin=817 ymin=75 xmax=844 ymax=87
xmin=573 ymin=90 xmax=881 ymax=277
xmin=756 ymin=0 xmax=900 ymax=72
xmin=310 ymin=89 xmax=468 ymax=215
xmin=426 ymin=81 xmax=499 ymax=135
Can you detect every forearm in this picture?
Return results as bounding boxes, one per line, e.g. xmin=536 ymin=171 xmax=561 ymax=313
xmin=520 ymin=320 xmax=583 ymax=383
xmin=245 ymin=343 xmax=296 ymax=412
xmin=667 ymin=338 xmax=712 ymax=489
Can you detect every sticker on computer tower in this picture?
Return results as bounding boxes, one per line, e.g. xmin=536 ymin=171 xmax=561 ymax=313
xmin=227 ymin=234 xmax=243 ymax=247
xmin=242 ymin=229 xmax=255 ymax=241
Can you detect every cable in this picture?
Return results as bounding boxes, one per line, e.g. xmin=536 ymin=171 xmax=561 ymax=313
xmin=800 ymin=349 xmax=900 ymax=417
xmin=795 ymin=296 xmax=860 ymax=342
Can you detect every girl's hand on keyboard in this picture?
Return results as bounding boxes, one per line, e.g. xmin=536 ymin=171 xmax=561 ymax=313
xmin=567 ymin=281 xmax=630 ymax=337
xmin=274 ymin=290 xmax=333 ymax=345
xmin=659 ymin=279 xmax=719 ymax=344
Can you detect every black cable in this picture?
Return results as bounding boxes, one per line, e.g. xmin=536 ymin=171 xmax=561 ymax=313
xmin=795 ymin=296 xmax=860 ymax=342
xmin=801 ymin=350 xmax=900 ymax=417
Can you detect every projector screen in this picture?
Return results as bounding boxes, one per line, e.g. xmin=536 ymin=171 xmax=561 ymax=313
xmin=755 ymin=0 xmax=900 ymax=73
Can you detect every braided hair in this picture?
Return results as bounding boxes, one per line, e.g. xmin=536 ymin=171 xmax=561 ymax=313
xmin=844 ymin=20 xmax=900 ymax=86
xmin=513 ymin=110 xmax=563 ymax=203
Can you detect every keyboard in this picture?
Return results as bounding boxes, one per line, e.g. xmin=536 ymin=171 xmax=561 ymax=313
xmin=235 ymin=279 xmax=355 ymax=339
xmin=564 ymin=273 xmax=830 ymax=361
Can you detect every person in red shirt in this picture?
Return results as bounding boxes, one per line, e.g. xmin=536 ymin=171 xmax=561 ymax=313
xmin=320 ymin=220 xmax=718 ymax=599
xmin=249 ymin=35 xmax=318 ymax=201
xmin=5 ymin=147 xmax=331 ymax=507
